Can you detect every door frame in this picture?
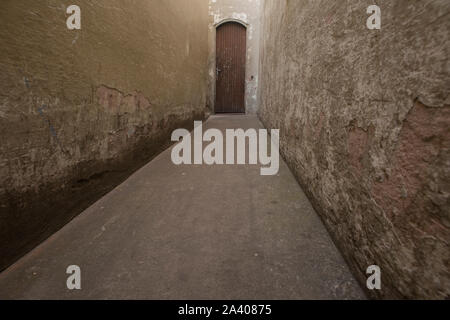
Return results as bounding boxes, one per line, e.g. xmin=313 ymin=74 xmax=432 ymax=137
xmin=213 ymin=19 xmax=248 ymax=114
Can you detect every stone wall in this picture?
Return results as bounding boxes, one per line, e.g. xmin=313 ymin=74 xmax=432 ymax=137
xmin=0 ymin=0 xmax=209 ymax=271
xmin=258 ymin=0 xmax=449 ymax=299
xmin=208 ymin=0 xmax=261 ymax=114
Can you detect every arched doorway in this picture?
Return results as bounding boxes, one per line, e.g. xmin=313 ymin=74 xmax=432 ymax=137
xmin=215 ymin=22 xmax=247 ymax=113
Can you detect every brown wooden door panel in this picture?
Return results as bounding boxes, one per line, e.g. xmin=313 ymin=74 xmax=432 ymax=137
xmin=215 ymin=22 xmax=246 ymax=113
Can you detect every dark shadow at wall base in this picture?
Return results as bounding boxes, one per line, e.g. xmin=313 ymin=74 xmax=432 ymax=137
xmin=0 ymin=111 xmax=206 ymax=272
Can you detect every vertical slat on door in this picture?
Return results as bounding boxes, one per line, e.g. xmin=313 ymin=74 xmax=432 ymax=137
xmin=215 ymin=22 xmax=246 ymax=113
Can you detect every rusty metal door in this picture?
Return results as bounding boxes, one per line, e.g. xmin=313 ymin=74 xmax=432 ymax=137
xmin=215 ymin=22 xmax=246 ymax=113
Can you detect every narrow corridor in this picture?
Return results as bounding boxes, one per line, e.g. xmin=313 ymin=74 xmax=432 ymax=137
xmin=0 ymin=116 xmax=364 ymax=299
xmin=2 ymin=0 xmax=448 ymax=302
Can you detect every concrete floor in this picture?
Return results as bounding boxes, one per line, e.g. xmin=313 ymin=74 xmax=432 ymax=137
xmin=0 ymin=115 xmax=365 ymax=300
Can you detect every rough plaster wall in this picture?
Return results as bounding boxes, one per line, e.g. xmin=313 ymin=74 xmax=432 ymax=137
xmin=208 ymin=0 xmax=261 ymax=114
xmin=0 ymin=0 xmax=209 ymax=270
xmin=258 ymin=0 xmax=449 ymax=299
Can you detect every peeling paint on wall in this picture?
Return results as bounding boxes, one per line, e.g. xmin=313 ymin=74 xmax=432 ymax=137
xmin=258 ymin=0 xmax=450 ymax=299
xmin=0 ymin=0 xmax=209 ymax=271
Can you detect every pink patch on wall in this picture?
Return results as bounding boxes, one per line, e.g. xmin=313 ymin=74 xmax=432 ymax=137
xmin=97 ymin=86 xmax=123 ymax=113
xmin=371 ymin=101 xmax=450 ymax=220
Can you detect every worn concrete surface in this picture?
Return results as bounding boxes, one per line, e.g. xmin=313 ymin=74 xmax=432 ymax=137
xmin=258 ymin=0 xmax=450 ymax=299
xmin=0 ymin=0 xmax=209 ymax=271
xmin=0 ymin=115 xmax=364 ymax=300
